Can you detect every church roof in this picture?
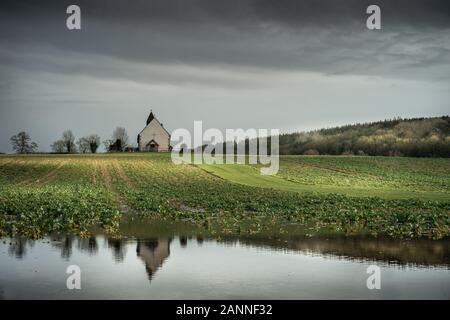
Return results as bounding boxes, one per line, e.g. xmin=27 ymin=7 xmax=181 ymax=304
xmin=138 ymin=110 xmax=171 ymax=137
xmin=146 ymin=111 xmax=155 ymax=125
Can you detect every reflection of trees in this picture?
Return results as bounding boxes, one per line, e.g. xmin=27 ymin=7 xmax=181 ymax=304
xmin=49 ymin=235 xmax=74 ymax=259
xmin=136 ymin=238 xmax=171 ymax=280
xmin=219 ymin=235 xmax=450 ymax=268
xmin=107 ymin=238 xmax=127 ymax=262
xmin=61 ymin=235 xmax=73 ymax=259
xmin=4 ymin=231 xmax=449 ymax=272
xmin=77 ymin=236 xmax=98 ymax=255
xmin=7 ymin=237 xmax=30 ymax=259
xmin=179 ymin=236 xmax=187 ymax=247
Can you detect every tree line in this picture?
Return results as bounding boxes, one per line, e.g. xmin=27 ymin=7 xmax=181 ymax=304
xmin=209 ymin=117 xmax=449 ymax=158
xmin=9 ymin=126 xmax=131 ymax=154
xmin=278 ymin=116 xmax=450 ymax=157
xmin=9 ymin=116 xmax=450 ymax=157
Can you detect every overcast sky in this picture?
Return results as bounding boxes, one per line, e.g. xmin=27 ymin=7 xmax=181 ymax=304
xmin=0 ymin=0 xmax=449 ymax=152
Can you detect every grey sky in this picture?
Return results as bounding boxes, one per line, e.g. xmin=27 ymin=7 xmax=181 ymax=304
xmin=0 ymin=0 xmax=449 ymax=152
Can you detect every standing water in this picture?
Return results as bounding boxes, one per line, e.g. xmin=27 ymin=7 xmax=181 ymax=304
xmin=0 ymin=219 xmax=448 ymax=299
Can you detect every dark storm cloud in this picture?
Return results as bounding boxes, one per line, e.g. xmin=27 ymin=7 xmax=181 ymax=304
xmin=0 ymin=0 xmax=449 ymax=82
xmin=3 ymin=0 xmax=450 ymax=26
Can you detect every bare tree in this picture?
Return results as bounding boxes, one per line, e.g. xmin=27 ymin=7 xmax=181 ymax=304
xmin=112 ymin=127 xmax=129 ymax=151
xmin=51 ymin=140 xmax=65 ymax=153
xmin=77 ymin=137 xmax=90 ymax=153
xmin=77 ymin=135 xmax=100 ymax=153
xmin=103 ymin=139 xmax=114 ymax=152
xmin=62 ymin=130 xmax=76 ymax=153
xmin=10 ymin=131 xmax=38 ymax=153
xmin=52 ymin=130 xmax=76 ymax=153
xmin=87 ymin=134 xmax=101 ymax=153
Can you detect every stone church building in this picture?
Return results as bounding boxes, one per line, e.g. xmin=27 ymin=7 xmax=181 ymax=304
xmin=137 ymin=111 xmax=171 ymax=152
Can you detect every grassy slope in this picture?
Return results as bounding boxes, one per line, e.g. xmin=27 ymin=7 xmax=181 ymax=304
xmin=199 ymin=156 xmax=450 ymax=201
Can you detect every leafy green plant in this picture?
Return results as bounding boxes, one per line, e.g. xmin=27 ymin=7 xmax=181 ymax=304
xmin=0 ymin=153 xmax=449 ymax=239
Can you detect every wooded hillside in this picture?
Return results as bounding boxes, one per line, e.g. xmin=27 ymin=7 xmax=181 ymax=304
xmin=279 ymin=116 xmax=450 ymax=157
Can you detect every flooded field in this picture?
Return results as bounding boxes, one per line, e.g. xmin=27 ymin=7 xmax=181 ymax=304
xmin=0 ymin=219 xmax=448 ymax=299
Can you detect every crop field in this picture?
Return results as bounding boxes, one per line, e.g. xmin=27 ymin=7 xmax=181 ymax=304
xmin=200 ymin=156 xmax=450 ymax=200
xmin=0 ymin=153 xmax=449 ymax=239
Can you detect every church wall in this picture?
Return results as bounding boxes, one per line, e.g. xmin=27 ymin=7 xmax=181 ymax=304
xmin=138 ymin=119 xmax=170 ymax=152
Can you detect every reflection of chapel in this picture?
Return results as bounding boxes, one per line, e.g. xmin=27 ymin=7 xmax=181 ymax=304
xmin=136 ymin=238 xmax=171 ymax=279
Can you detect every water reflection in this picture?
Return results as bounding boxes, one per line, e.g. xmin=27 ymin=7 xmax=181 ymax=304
xmin=6 ymin=237 xmax=33 ymax=259
xmin=221 ymin=235 xmax=450 ymax=268
xmin=196 ymin=236 xmax=204 ymax=245
xmin=4 ymin=233 xmax=450 ymax=269
xmin=179 ymin=236 xmax=187 ymax=247
xmin=137 ymin=238 xmax=171 ymax=280
xmin=107 ymin=238 xmax=127 ymax=262
xmin=48 ymin=235 xmax=74 ymax=260
xmin=1 ymin=230 xmax=449 ymax=299
xmin=77 ymin=236 xmax=98 ymax=255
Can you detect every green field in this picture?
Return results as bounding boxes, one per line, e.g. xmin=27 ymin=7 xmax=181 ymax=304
xmin=200 ymin=156 xmax=450 ymax=201
xmin=0 ymin=153 xmax=449 ymax=239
